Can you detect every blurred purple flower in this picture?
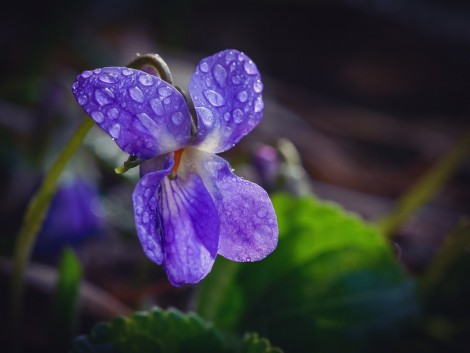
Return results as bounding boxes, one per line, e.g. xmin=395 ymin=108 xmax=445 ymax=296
xmin=72 ymin=49 xmax=278 ymax=286
xmin=35 ymin=178 xmax=103 ymax=258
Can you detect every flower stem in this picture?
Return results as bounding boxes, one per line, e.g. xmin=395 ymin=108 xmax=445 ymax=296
xmin=376 ymin=127 xmax=470 ymax=238
xmin=10 ymin=117 xmax=94 ymax=341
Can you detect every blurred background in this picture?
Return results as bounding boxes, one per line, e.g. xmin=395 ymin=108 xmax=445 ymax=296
xmin=1 ymin=0 xmax=470 ymax=350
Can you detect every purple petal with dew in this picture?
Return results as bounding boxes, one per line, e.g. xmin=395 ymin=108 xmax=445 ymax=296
xmin=159 ymin=170 xmax=220 ymax=286
xmin=188 ymin=49 xmax=264 ymax=153
xmin=188 ymin=149 xmax=278 ymax=262
xmin=72 ymin=67 xmax=192 ymax=159
xmin=133 ymin=157 xmax=174 ymax=265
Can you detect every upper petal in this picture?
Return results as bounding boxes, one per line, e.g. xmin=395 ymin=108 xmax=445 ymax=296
xmin=188 ymin=49 xmax=264 ymax=153
xmin=187 ymin=149 xmax=278 ymax=262
xmin=160 ymin=170 xmax=220 ymax=286
xmin=133 ymin=157 xmax=174 ymax=265
xmin=72 ymin=67 xmax=192 ymax=159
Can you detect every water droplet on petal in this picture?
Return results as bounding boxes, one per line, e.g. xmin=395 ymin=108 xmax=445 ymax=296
xmin=122 ymin=68 xmax=133 ymax=76
xmin=138 ymin=74 xmax=154 ymax=86
xmin=137 ymin=113 xmax=158 ymax=135
xmin=223 ymin=112 xmax=231 ymax=121
xmin=196 ymin=107 xmax=214 ymax=127
xmin=171 ymin=111 xmax=184 ymax=125
xmin=213 ymin=64 xmax=227 ymax=87
xmin=81 ymin=71 xmax=92 ymax=78
xmin=135 ymin=195 xmax=144 ymax=214
xmin=244 ymin=60 xmax=257 ymax=75
xmin=164 ymin=98 xmax=171 ymax=105
xmin=237 ymin=90 xmax=248 ymax=102
xmin=233 ymin=108 xmax=243 ymax=123
xmin=110 ymin=123 xmax=121 ymax=138
xmin=107 ymin=107 xmax=119 ymax=119
xmin=129 ymin=86 xmax=144 ymax=103
xmin=78 ymin=95 xmax=88 ymax=105
xmin=257 ymin=207 xmax=268 ymax=218
xmin=94 ymin=88 xmax=114 ymax=106
xmin=204 ymin=90 xmax=225 ymax=107
xmin=205 ymin=77 xmax=212 ymax=88
xmin=91 ymin=111 xmax=104 ymax=123
xmin=245 ymin=256 xmax=252 ymax=262
xmin=231 ymin=75 xmax=241 ymax=84
xmin=199 ymin=61 xmax=210 ymax=73
xmin=150 ymin=98 xmax=164 ymax=116
xmin=93 ymin=68 xmax=102 ymax=75
xmin=158 ymin=86 xmax=172 ymax=97
xmin=254 ymin=96 xmax=264 ymax=113
xmin=143 ymin=212 xmax=149 ymax=224
xmin=99 ymin=73 xmax=117 ymax=84
xmin=223 ymin=126 xmax=232 ymax=137
xmin=253 ymin=80 xmax=263 ymax=93
xmin=72 ymin=82 xmax=78 ymax=90
xmin=225 ymin=50 xmax=236 ymax=63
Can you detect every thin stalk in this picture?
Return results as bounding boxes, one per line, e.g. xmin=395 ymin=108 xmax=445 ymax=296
xmin=377 ymin=127 xmax=470 ymax=237
xmin=10 ymin=117 xmax=93 ymax=337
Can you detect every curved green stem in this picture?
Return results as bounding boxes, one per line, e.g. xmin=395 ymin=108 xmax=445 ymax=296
xmin=377 ymin=127 xmax=470 ymax=238
xmin=10 ymin=117 xmax=94 ymax=335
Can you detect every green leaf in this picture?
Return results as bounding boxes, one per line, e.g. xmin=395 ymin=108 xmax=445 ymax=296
xmin=72 ymin=307 xmax=282 ymax=353
xmin=196 ymin=193 xmax=417 ymax=353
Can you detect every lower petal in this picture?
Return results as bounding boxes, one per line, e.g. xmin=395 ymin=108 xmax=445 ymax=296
xmin=132 ymin=158 xmax=174 ymax=265
xmin=189 ymin=149 xmax=278 ymax=262
xmin=160 ymin=171 xmax=220 ymax=286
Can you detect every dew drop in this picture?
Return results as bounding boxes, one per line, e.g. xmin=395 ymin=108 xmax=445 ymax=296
xmin=91 ymin=111 xmax=104 ymax=123
xmin=107 ymin=107 xmax=119 ymax=119
xmin=223 ymin=112 xmax=231 ymax=121
xmin=257 ymin=207 xmax=268 ymax=218
xmin=171 ymin=111 xmax=184 ymax=125
xmin=204 ymin=90 xmax=225 ymax=107
xmin=196 ymin=107 xmax=214 ymax=127
xmin=199 ymin=61 xmax=210 ymax=73
xmin=135 ymin=195 xmax=144 ymax=214
xmin=254 ymin=96 xmax=264 ymax=113
xmin=205 ymin=77 xmax=212 ymax=88
xmin=158 ymin=86 xmax=173 ymax=97
xmin=245 ymin=257 xmax=252 ymax=262
xmin=231 ymin=75 xmax=241 ymax=84
xmin=78 ymin=95 xmax=88 ymax=105
xmin=99 ymin=73 xmax=117 ymax=84
xmin=122 ymin=68 xmax=133 ymax=76
xmin=143 ymin=212 xmax=149 ymax=224
xmin=233 ymin=108 xmax=243 ymax=123
xmin=223 ymin=126 xmax=232 ymax=137
xmin=93 ymin=68 xmax=102 ymax=75
xmin=138 ymin=74 xmax=154 ymax=86
xmin=94 ymin=89 xmax=114 ymax=106
xmin=225 ymin=50 xmax=236 ymax=63
xmin=244 ymin=60 xmax=257 ymax=75
xmin=164 ymin=98 xmax=171 ymax=105
xmin=213 ymin=64 xmax=227 ymax=87
xmin=110 ymin=123 xmax=121 ymax=138
xmin=129 ymin=86 xmax=144 ymax=103
xmin=150 ymin=98 xmax=164 ymax=116
xmin=237 ymin=90 xmax=248 ymax=102
xmin=253 ymin=80 xmax=263 ymax=93
xmin=137 ymin=113 xmax=158 ymax=134
xmin=81 ymin=71 xmax=92 ymax=78
xmin=72 ymin=82 xmax=78 ymax=90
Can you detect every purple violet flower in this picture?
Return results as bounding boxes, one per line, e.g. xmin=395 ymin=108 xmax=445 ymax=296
xmin=71 ymin=49 xmax=278 ymax=286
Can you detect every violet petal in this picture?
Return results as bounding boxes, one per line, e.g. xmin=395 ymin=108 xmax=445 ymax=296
xmin=188 ymin=49 xmax=264 ymax=153
xmin=133 ymin=157 xmax=174 ymax=265
xmin=72 ymin=67 xmax=192 ymax=159
xmin=160 ymin=170 xmax=220 ymax=285
xmin=188 ymin=149 xmax=278 ymax=262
